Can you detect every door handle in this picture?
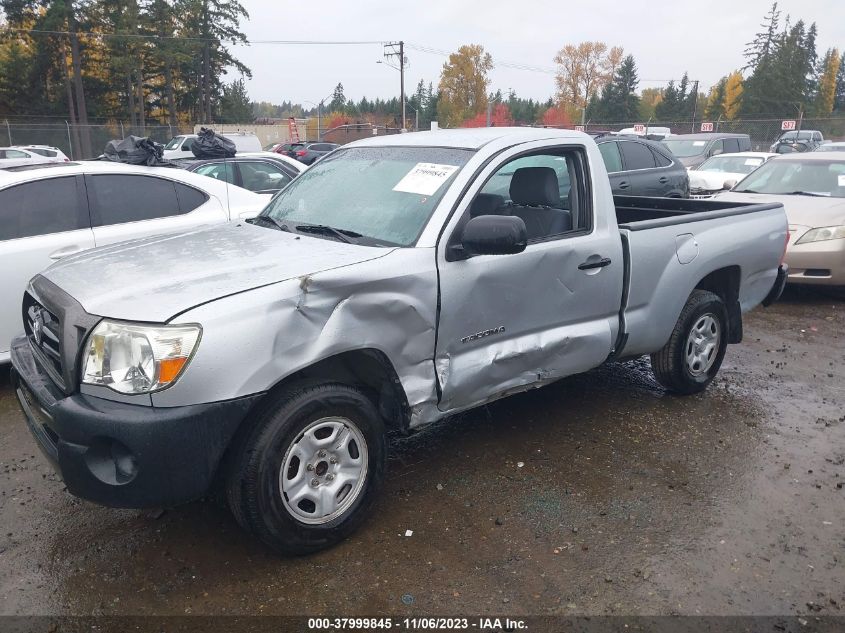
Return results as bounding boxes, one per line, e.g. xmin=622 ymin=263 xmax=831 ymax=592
xmin=659 ymin=176 xmax=669 ymax=183
xmin=618 ymin=181 xmax=629 ymax=189
xmin=578 ymin=257 xmax=612 ymax=270
xmin=49 ymin=245 xmax=86 ymax=260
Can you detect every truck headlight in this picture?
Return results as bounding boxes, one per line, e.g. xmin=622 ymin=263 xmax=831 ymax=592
xmin=82 ymin=320 xmax=201 ymax=394
xmin=795 ymin=226 xmax=845 ymax=245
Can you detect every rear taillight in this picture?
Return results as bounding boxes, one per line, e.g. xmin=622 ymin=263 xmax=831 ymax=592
xmin=295 ymin=150 xmax=307 ymax=157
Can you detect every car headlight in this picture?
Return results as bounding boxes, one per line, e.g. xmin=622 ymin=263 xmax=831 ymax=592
xmin=795 ymin=226 xmax=845 ymax=245
xmin=82 ymin=320 xmax=201 ymax=394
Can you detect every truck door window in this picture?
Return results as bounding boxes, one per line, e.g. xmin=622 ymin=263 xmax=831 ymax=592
xmin=477 ymin=151 xmax=588 ymax=241
xmin=598 ymin=142 xmax=623 ymax=173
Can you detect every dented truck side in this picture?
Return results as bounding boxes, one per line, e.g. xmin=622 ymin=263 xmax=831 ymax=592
xmin=10 ymin=128 xmax=789 ymax=554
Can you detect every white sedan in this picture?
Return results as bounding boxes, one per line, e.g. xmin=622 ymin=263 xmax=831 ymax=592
xmin=0 ymin=147 xmax=56 ymax=169
xmin=0 ymin=161 xmax=268 ymax=363
xmin=689 ymin=152 xmax=777 ymax=197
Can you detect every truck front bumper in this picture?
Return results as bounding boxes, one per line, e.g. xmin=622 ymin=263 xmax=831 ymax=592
xmin=10 ymin=335 xmax=262 ymax=508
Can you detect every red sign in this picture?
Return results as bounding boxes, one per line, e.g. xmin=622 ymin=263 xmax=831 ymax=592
xmin=700 ymin=122 xmax=714 ymax=132
xmin=574 ymin=125 xmax=585 ymax=132
xmin=633 ymin=124 xmax=645 ymax=134
xmin=781 ymin=120 xmax=796 ymax=131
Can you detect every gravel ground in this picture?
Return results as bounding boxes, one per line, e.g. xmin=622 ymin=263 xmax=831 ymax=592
xmin=0 ymin=287 xmax=843 ymax=617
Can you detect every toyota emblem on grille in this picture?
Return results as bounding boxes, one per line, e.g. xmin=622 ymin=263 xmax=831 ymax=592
xmin=32 ymin=311 xmax=44 ymax=346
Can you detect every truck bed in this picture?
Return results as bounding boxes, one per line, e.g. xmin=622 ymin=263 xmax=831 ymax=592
xmin=614 ymin=195 xmax=781 ymax=230
xmin=613 ymin=195 xmax=786 ymax=361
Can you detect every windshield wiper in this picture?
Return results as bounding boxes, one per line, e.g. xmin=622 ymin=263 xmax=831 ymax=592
xmin=734 ymin=188 xmax=759 ymax=193
xmin=784 ymin=190 xmax=829 ymax=197
xmin=247 ymin=215 xmax=292 ymax=232
xmin=295 ymin=223 xmax=362 ymax=243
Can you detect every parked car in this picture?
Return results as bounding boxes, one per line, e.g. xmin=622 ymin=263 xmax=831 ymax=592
xmin=0 ymin=147 xmax=55 ymax=169
xmin=286 ymin=141 xmax=340 ymax=165
xmin=661 ymin=133 xmax=752 ymax=169
xmin=12 ymin=145 xmax=70 ymax=162
xmin=618 ymin=126 xmax=673 ymax=140
xmin=717 ymin=152 xmax=845 ymax=291
xmin=163 ymin=132 xmax=262 ymax=159
xmin=0 ymin=161 xmax=267 ymax=363
xmin=815 ymin=141 xmax=845 ymax=152
xmin=10 ymin=128 xmax=788 ymax=555
xmin=173 ymin=152 xmax=305 ymax=196
xmin=595 ymin=134 xmax=689 ymax=197
xmin=770 ymin=130 xmax=823 ymax=153
xmin=688 ymin=152 xmax=777 ymax=198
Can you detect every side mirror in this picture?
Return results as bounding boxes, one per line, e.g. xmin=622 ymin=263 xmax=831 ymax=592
xmin=460 ymin=215 xmax=527 ymax=257
xmin=722 ymin=179 xmax=737 ymax=191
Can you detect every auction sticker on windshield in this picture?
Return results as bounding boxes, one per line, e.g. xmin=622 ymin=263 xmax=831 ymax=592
xmin=393 ymin=163 xmax=460 ymax=196
xmin=839 ymin=174 xmax=845 ymax=187
xmin=745 ymin=158 xmax=763 ymax=166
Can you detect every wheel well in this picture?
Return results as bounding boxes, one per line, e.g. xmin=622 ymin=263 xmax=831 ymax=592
xmin=694 ymin=266 xmax=742 ymax=343
xmin=263 ymin=349 xmax=412 ymax=434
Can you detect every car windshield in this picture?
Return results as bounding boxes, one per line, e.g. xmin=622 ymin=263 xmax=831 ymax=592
xmin=698 ymin=155 xmax=765 ymax=174
xmin=164 ymin=137 xmax=184 ymax=150
xmin=734 ymin=159 xmax=845 ymax=197
xmin=661 ymin=139 xmax=710 ymax=157
xmin=779 ymin=131 xmax=812 ymax=141
xmin=262 ymin=146 xmax=474 ymax=246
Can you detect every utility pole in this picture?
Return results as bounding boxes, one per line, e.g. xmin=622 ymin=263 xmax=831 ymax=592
xmin=384 ymin=42 xmax=406 ymax=131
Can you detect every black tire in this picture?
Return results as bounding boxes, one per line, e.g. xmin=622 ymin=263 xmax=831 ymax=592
xmin=225 ymin=383 xmax=386 ymax=555
xmin=650 ymin=289 xmax=729 ymax=395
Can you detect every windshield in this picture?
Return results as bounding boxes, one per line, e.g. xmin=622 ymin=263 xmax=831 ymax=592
xmin=661 ymin=139 xmax=710 ymax=157
xmin=262 ymin=146 xmax=474 ymax=246
xmin=698 ymin=155 xmax=766 ymax=174
xmin=779 ymin=131 xmax=812 ymax=141
xmin=164 ymin=136 xmax=185 ymax=150
xmin=734 ymin=159 xmax=845 ymax=197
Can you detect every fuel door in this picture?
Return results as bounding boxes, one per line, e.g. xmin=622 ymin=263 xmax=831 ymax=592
xmin=675 ymin=233 xmax=699 ymax=265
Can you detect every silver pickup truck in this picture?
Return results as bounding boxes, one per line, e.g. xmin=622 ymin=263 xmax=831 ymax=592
xmin=11 ymin=128 xmax=788 ymax=554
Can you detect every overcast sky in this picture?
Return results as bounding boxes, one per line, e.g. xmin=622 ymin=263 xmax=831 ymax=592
xmin=232 ymin=0 xmax=844 ymax=106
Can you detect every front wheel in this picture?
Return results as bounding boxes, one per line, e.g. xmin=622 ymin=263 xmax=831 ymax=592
xmin=650 ymin=290 xmax=729 ymax=395
xmin=225 ymin=383 xmax=386 ymax=555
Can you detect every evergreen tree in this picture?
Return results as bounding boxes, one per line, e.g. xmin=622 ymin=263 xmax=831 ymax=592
xmin=219 ymin=78 xmax=252 ymax=122
xmin=328 ymin=83 xmax=345 ymax=112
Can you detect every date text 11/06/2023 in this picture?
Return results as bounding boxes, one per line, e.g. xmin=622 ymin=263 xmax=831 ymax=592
xmin=307 ymin=617 xmax=528 ymax=630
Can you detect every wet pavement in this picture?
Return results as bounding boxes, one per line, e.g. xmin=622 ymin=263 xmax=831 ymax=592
xmin=0 ymin=287 xmax=843 ymax=617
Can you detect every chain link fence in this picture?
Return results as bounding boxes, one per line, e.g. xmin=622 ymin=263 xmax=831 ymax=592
xmin=574 ymin=117 xmax=845 ymax=151
xmin=0 ymin=122 xmax=194 ymax=160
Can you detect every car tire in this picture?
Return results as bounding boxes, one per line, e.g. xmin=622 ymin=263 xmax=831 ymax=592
xmin=650 ymin=290 xmax=729 ymax=395
xmin=225 ymin=383 xmax=386 ymax=555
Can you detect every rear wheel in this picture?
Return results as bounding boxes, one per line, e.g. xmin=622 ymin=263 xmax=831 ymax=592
xmin=650 ymin=290 xmax=729 ymax=394
xmin=226 ymin=383 xmax=386 ymax=555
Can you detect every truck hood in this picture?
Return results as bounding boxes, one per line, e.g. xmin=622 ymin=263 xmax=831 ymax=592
xmin=716 ymin=192 xmax=845 ymax=229
xmin=41 ymin=222 xmax=393 ymax=322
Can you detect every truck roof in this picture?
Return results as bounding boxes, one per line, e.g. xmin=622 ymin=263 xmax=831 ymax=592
xmin=346 ymin=126 xmax=588 ymax=150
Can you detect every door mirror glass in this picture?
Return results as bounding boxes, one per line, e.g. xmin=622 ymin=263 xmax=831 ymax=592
xmin=461 ymin=215 xmax=527 ymax=256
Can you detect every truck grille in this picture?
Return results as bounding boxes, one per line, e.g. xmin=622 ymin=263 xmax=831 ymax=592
xmin=23 ymin=292 xmax=66 ymax=390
